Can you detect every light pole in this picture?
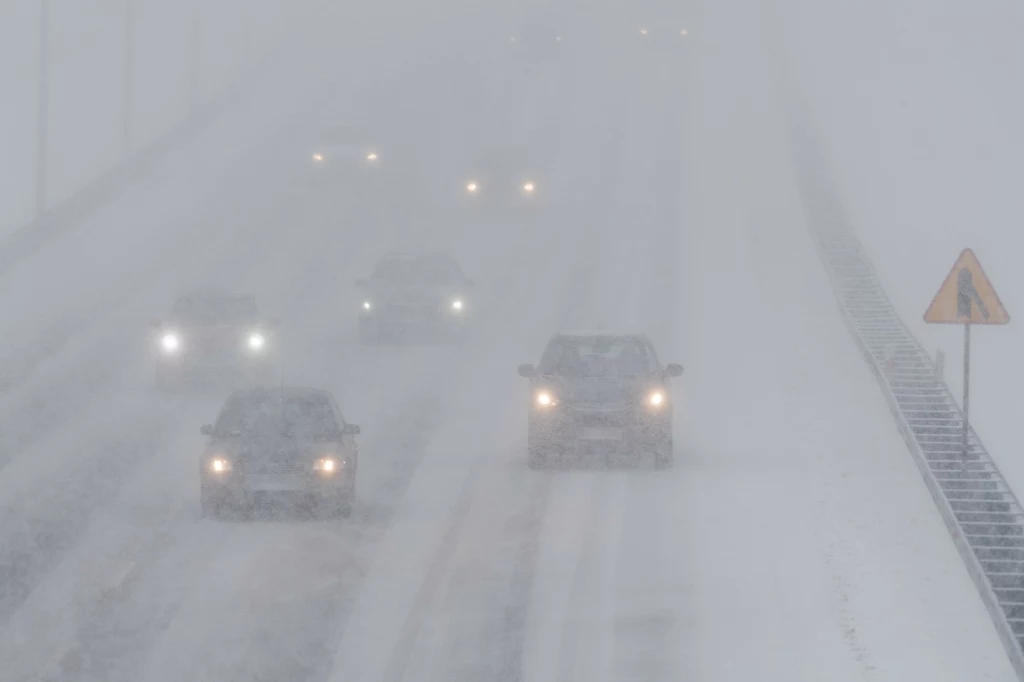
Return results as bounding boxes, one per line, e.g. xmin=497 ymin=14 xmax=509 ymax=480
xmin=35 ymin=0 xmax=51 ymax=216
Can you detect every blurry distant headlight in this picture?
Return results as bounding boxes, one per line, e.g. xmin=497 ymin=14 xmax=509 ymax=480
xmin=640 ymin=28 xmax=649 ymax=36
xmin=466 ymin=181 xmax=479 ymax=193
xmin=522 ymin=181 xmax=535 ymax=193
xmin=210 ymin=457 xmax=232 ymax=473
xmin=366 ymin=151 xmax=378 ymax=162
xmin=160 ymin=333 xmax=180 ymax=353
xmin=363 ymin=301 xmax=372 ymax=310
xmin=680 ymin=28 xmax=689 ymax=36
xmin=247 ymin=333 xmax=266 ymax=351
xmin=451 ymin=299 xmax=464 ymax=311
xmin=647 ymin=390 xmax=665 ymax=407
xmin=315 ymin=457 xmax=338 ymax=473
xmin=312 ymin=152 xmax=325 ymax=163
xmin=536 ymin=391 xmax=556 ymax=407
xmin=555 ymin=35 xmax=563 ymax=42
xmin=509 ymin=36 xmax=518 ymax=43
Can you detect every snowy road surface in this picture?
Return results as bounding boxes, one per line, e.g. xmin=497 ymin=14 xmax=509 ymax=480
xmin=0 ymin=0 xmax=1015 ymax=681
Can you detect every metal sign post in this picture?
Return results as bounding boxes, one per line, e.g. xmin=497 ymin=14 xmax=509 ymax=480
xmin=924 ymin=248 xmax=1010 ymax=463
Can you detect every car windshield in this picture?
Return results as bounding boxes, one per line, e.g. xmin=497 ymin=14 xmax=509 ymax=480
xmin=215 ymin=393 xmax=339 ymax=439
xmin=372 ymin=257 xmax=464 ymax=285
xmin=539 ymin=336 xmax=658 ymax=378
xmin=170 ymin=296 xmax=260 ymax=326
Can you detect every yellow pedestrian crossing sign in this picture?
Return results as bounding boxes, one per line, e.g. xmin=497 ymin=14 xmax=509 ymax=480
xmin=924 ymin=248 xmax=1009 ymax=325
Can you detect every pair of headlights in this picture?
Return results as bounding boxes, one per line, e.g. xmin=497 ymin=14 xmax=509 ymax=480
xmin=534 ymin=390 xmax=666 ymax=408
xmin=207 ymin=456 xmax=341 ymax=474
xmin=465 ymin=181 xmax=535 ymax=194
xmin=362 ymin=299 xmax=464 ymax=312
xmin=311 ymin=151 xmax=379 ymax=163
xmin=639 ymin=28 xmax=689 ymax=37
xmin=160 ymin=332 xmax=266 ymax=354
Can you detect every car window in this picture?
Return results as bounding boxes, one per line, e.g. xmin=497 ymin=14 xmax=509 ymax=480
xmin=372 ymin=257 xmax=464 ymax=284
xmin=215 ymin=393 xmax=340 ymax=439
xmin=539 ymin=337 xmax=658 ymax=378
xmin=170 ymin=296 xmax=260 ymax=325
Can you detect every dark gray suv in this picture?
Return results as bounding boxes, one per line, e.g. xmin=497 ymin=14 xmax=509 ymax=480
xmin=518 ymin=332 xmax=682 ymax=470
xmin=199 ymin=387 xmax=359 ymax=519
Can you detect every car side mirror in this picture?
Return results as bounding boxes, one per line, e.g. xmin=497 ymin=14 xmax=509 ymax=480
xmin=666 ymin=363 xmax=683 ymax=377
xmin=200 ymin=424 xmax=214 ymax=436
xmin=343 ymin=423 xmax=361 ymax=436
xmin=518 ymin=364 xmax=536 ymax=378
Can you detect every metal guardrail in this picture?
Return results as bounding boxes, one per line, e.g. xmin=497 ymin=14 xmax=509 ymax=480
xmin=787 ymin=110 xmax=1024 ymax=680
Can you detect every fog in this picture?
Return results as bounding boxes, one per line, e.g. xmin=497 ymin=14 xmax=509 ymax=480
xmin=0 ymin=0 xmax=1019 ymax=680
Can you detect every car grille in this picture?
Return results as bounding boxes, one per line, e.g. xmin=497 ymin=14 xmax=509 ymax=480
xmin=237 ymin=458 xmax=308 ymax=475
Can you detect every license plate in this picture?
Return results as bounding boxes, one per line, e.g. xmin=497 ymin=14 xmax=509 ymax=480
xmin=579 ymin=427 xmax=623 ymax=440
xmin=246 ymin=476 xmax=303 ymax=492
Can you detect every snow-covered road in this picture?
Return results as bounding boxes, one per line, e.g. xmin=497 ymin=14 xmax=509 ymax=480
xmin=0 ymin=1 xmax=1016 ymax=680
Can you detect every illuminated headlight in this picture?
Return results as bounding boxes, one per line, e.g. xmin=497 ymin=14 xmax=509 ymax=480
xmin=209 ymin=457 xmax=232 ymax=473
xmin=247 ymin=333 xmax=265 ymax=351
xmin=315 ymin=457 xmax=339 ymax=473
xmin=312 ymin=152 xmax=325 ymax=163
xmin=647 ymin=391 xmax=665 ymax=407
xmin=366 ymin=151 xmax=378 ymax=162
xmin=466 ymin=181 xmax=479 ymax=193
xmin=640 ymin=28 xmax=649 ymax=36
xmin=451 ymin=299 xmax=464 ymax=312
xmin=522 ymin=181 xmax=535 ymax=193
xmin=160 ymin=333 xmax=180 ymax=353
xmin=363 ymin=301 xmax=372 ymax=310
xmin=535 ymin=391 xmax=556 ymax=407
xmin=680 ymin=29 xmax=689 ymax=36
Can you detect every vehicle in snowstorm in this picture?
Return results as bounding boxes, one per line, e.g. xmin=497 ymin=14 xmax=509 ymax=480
xmin=518 ymin=331 xmax=682 ymax=470
xmin=199 ymin=386 xmax=359 ymax=519
xmin=633 ymin=6 xmax=691 ymax=52
xmin=507 ymin=10 xmax=569 ymax=55
xmin=151 ymin=294 xmax=277 ymax=389
xmin=355 ymin=251 xmax=475 ymax=344
xmin=460 ymin=148 xmax=547 ymax=212
xmin=306 ymin=120 xmax=385 ymax=183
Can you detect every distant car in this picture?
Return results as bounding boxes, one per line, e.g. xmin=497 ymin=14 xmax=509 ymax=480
xmin=634 ymin=16 xmax=691 ymax=52
xmin=518 ymin=331 xmax=682 ymax=469
xmin=355 ymin=251 xmax=475 ymax=344
xmin=461 ymin=149 xmax=546 ymax=212
xmin=306 ymin=121 xmax=385 ymax=183
xmin=507 ymin=12 xmax=569 ymax=55
xmin=199 ymin=387 xmax=359 ymax=519
xmin=150 ymin=294 xmax=277 ymax=389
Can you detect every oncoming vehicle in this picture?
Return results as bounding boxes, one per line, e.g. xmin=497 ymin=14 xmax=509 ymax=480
xmin=306 ymin=121 xmax=384 ymax=182
xmin=150 ymin=294 xmax=277 ymax=389
xmin=633 ymin=9 xmax=691 ymax=52
xmin=199 ymin=387 xmax=359 ymax=519
xmin=461 ymin=149 xmax=546 ymax=212
xmin=518 ymin=331 xmax=682 ymax=469
xmin=507 ymin=11 xmax=568 ymax=55
xmin=356 ymin=251 xmax=475 ymax=344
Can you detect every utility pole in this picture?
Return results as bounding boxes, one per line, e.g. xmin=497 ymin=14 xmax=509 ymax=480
xmin=189 ymin=5 xmax=201 ymax=112
xmin=35 ymin=0 xmax=51 ymax=216
xmin=123 ymin=0 xmax=135 ymax=154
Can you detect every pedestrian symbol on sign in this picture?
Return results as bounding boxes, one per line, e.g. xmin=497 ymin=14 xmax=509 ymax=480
xmin=957 ymin=268 xmax=989 ymax=321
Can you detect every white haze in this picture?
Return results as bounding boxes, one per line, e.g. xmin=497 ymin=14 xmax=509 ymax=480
xmin=0 ymin=0 xmax=1017 ymax=680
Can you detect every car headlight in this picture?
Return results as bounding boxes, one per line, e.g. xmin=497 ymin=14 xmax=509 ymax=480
xmin=160 ymin=333 xmax=180 ymax=353
xmin=535 ymin=391 xmax=557 ymax=407
xmin=247 ymin=333 xmax=265 ymax=351
xmin=312 ymin=152 xmax=325 ymax=163
xmin=466 ymin=180 xmax=479 ymax=193
xmin=640 ymin=28 xmax=649 ymax=36
xmin=522 ymin=181 xmax=535 ymax=193
xmin=366 ymin=151 xmax=378 ymax=162
xmin=315 ymin=457 xmax=339 ymax=473
xmin=647 ymin=390 xmax=666 ymax=407
xmin=363 ymin=301 xmax=372 ymax=310
xmin=209 ymin=457 xmax=232 ymax=473
xmin=451 ymin=299 xmax=464 ymax=312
